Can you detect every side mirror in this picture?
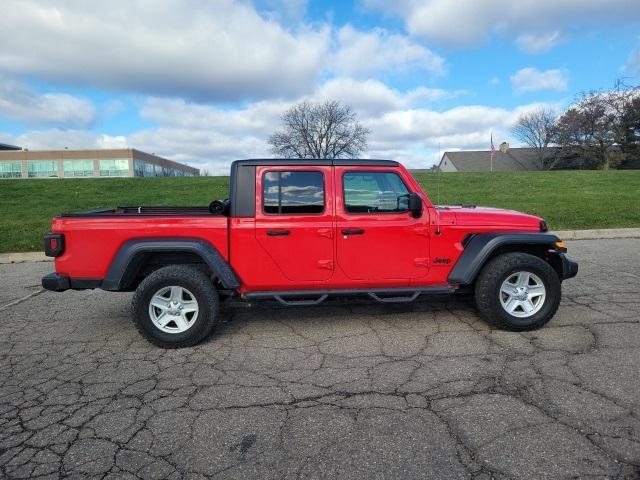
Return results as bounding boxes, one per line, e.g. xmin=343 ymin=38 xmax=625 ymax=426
xmin=408 ymin=192 xmax=423 ymax=218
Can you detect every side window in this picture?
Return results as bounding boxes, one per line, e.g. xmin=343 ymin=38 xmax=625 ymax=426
xmin=343 ymin=172 xmax=410 ymax=214
xmin=263 ymin=171 xmax=325 ymax=214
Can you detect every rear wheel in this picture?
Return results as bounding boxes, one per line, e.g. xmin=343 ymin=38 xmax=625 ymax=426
xmin=132 ymin=265 xmax=220 ymax=348
xmin=474 ymin=253 xmax=561 ymax=331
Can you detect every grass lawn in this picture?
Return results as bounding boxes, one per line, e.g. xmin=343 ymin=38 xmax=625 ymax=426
xmin=1 ymin=170 xmax=638 ymax=252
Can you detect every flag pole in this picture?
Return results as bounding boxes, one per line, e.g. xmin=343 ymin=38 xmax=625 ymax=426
xmin=490 ymin=132 xmax=495 ymax=172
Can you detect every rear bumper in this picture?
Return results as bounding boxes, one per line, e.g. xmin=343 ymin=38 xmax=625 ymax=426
xmin=560 ymin=254 xmax=579 ymax=280
xmin=42 ymin=273 xmax=70 ymax=292
xmin=42 ymin=273 xmax=102 ymax=292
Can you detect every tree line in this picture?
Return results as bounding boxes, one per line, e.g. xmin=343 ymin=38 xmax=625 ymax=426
xmin=512 ymin=81 xmax=640 ymax=170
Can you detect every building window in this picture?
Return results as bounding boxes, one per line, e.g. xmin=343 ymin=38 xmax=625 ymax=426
xmin=343 ymin=172 xmax=409 ymax=214
xmin=263 ymin=171 xmax=325 ymax=214
xmin=28 ymin=161 xmax=58 ymax=178
xmin=63 ymin=160 xmax=94 ymax=177
xmin=99 ymin=159 xmax=129 ymax=177
xmin=0 ymin=161 xmax=22 ymax=179
xmin=134 ymin=159 xmax=145 ymax=177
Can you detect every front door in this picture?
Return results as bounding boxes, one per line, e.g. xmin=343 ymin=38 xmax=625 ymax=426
xmin=255 ymin=166 xmax=334 ymax=282
xmin=335 ymin=167 xmax=429 ymax=281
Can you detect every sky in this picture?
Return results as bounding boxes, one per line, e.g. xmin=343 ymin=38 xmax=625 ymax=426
xmin=0 ymin=0 xmax=639 ymax=174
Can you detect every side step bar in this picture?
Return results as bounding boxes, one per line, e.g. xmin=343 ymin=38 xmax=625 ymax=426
xmin=242 ymin=286 xmax=455 ymax=306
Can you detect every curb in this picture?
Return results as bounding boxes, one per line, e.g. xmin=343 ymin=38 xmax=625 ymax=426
xmin=0 ymin=252 xmax=51 ymax=264
xmin=553 ymin=228 xmax=640 ymax=240
xmin=1 ymin=228 xmax=639 ymax=264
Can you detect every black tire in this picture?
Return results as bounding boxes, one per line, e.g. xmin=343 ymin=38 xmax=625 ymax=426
xmin=474 ymin=252 xmax=561 ymax=331
xmin=132 ymin=265 xmax=220 ymax=348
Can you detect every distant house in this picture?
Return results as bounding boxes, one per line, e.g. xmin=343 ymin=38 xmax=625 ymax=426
xmin=438 ymin=146 xmax=545 ymax=172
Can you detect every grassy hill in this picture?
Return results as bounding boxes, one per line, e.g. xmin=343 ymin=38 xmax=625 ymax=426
xmin=1 ymin=170 xmax=638 ymax=252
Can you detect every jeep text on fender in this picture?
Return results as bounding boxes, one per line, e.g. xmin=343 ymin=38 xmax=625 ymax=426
xmin=42 ymin=159 xmax=578 ymax=348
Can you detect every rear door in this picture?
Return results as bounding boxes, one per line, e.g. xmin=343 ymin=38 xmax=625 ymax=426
xmin=255 ymin=166 xmax=335 ymax=282
xmin=335 ymin=167 xmax=429 ymax=281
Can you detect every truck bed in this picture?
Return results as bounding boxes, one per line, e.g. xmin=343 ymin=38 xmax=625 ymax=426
xmin=51 ymin=206 xmax=230 ymax=279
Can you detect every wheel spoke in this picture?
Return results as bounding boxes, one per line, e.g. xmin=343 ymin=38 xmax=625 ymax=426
xmin=156 ymin=312 xmax=173 ymax=327
xmin=170 ymin=286 xmax=182 ymax=302
xmin=517 ymin=272 xmax=530 ymax=288
xmin=528 ymin=285 xmax=545 ymax=297
xmin=150 ymin=297 xmax=169 ymax=311
xmin=181 ymin=300 xmax=198 ymax=315
xmin=174 ymin=314 xmax=189 ymax=331
xmin=504 ymin=297 xmax=520 ymax=313
xmin=521 ymin=299 xmax=535 ymax=314
xmin=500 ymin=284 xmax=515 ymax=295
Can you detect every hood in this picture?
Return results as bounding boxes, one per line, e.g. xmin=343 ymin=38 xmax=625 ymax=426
xmin=436 ymin=205 xmax=543 ymax=229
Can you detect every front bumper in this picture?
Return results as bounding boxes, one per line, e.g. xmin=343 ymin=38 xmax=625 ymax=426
xmin=560 ymin=254 xmax=579 ymax=280
xmin=42 ymin=273 xmax=70 ymax=292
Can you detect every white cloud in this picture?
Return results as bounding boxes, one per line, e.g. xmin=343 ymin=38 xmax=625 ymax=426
xmin=10 ymin=129 xmax=106 ymax=151
xmin=0 ymin=75 xmax=95 ymax=126
xmin=510 ymin=68 xmax=568 ymax=93
xmin=516 ymin=31 xmax=563 ymax=54
xmin=97 ymin=134 xmax=127 ymax=149
xmin=365 ymin=103 xmax=546 ymax=146
xmin=330 ymin=25 xmax=445 ymax=77
xmin=3 ymin=77 xmax=555 ymax=173
xmin=0 ymin=0 xmax=330 ymax=101
xmin=311 ymin=78 xmax=459 ymax=116
xmin=0 ymin=1 xmax=455 ymax=103
xmin=139 ymin=97 xmax=286 ymax=137
xmin=363 ymin=0 xmax=639 ymax=50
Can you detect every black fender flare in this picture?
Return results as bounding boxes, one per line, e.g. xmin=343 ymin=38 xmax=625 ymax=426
xmin=448 ymin=233 xmax=560 ymax=285
xmin=101 ymin=237 xmax=241 ymax=291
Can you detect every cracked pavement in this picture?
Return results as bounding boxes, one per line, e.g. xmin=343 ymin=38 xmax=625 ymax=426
xmin=1 ymin=238 xmax=639 ymax=479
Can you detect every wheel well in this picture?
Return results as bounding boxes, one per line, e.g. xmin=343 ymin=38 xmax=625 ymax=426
xmin=120 ymin=251 xmax=215 ymax=291
xmin=482 ymin=243 xmax=563 ymax=280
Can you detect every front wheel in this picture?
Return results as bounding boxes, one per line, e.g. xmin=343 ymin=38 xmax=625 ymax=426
xmin=132 ymin=265 xmax=220 ymax=348
xmin=474 ymin=253 xmax=561 ymax=331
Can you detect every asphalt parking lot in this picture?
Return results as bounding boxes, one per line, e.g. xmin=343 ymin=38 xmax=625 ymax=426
xmin=1 ymin=238 xmax=639 ymax=479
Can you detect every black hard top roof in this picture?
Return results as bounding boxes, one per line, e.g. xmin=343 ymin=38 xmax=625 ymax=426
xmin=231 ymin=158 xmax=399 ymax=168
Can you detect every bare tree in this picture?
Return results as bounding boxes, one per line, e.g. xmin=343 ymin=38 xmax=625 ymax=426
xmin=269 ymin=101 xmax=369 ymax=159
xmin=620 ymin=90 xmax=640 ymax=167
xmin=554 ymin=82 xmax=640 ymax=169
xmin=511 ymin=108 xmax=557 ymax=169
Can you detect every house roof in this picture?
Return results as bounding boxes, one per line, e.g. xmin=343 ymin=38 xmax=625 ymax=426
xmin=440 ymin=147 xmax=547 ymax=172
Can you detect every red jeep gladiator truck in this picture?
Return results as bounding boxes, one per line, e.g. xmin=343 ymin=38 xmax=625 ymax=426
xmin=42 ymin=159 xmax=578 ymax=348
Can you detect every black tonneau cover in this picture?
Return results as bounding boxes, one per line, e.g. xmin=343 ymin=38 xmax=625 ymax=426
xmin=60 ymin=206 xmax=215 ymax=217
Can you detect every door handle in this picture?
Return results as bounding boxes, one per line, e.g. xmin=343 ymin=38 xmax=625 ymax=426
xmin=341 ymin=229 xmax=365 ymax=235
xmin=267 ymin=229 xmax=290 ymax=236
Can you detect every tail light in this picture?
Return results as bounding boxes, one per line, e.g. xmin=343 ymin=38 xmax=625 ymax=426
xmin=44 ymin=233 xmax=65 ymax=257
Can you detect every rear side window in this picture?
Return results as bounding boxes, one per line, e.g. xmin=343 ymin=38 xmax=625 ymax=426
xmin=263 ymin=171 xmax=325 ymax=214
xmin=343 ymin=172 xmax=409 ymax=214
